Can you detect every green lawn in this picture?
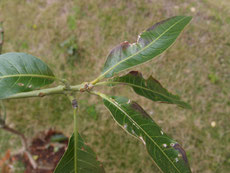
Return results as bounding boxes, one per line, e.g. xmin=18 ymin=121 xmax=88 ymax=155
xmin=0 ymin=0 xmax=230 ymax=172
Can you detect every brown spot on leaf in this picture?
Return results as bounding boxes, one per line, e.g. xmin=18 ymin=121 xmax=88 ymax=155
xmin=147 ymin=76 xmax=163 ymax=87
xmin=129 ymin=71 xmax=142 ymax=77
xmin=120 ymin=41 xmax=130 ymax=50
xmin=130 ymin=102 xmax=151 ymax=119
xmin=108 ymin=41 xmax=130 ymax=58
xmin=17 ymin=83 xmax=24 ymax=87
xmin=173 ymin=143 xmax=189 ymax=165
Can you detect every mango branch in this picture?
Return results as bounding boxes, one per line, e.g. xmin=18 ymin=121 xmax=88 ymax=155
xmin=1 ymin=82 xmax=94 ymax=100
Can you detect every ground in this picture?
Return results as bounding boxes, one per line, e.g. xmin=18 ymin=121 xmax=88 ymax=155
xmin=0 ymin=0 xmax=230 ymax=172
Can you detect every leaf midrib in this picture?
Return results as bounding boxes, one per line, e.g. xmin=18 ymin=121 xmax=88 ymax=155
xmin=0 ymin=74 xmax=56 ymax=80
xmin=101 ymin=16 xmax=187 ymax=78
xmin=102 ymin=94 xmax=181 ymax=173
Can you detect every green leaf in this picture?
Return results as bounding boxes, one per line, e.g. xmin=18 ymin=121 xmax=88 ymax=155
xmin=100 ymin=94 xmax=191 ymax=173
xmin=0 ymin=52 xmax=55 ymax=99
xmin=100 ymin=16 xmax=192 ymax=79
xmin=54 ymin=133 xmax=105 ymax=173
xmin=105 ymin=71 xmax=191 ymax=109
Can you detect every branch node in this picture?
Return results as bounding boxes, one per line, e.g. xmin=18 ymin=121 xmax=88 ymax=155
xmin=80 ymin=82 xmax=94 ymax=92
xmin=38 ymin=92 xmax=46 ymax=97
xmin=72 ymin=99 xmax=78 ymax=108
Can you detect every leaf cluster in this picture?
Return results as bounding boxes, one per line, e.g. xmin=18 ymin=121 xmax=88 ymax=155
xmin=0 ymin=16 xmax=192 ymax=173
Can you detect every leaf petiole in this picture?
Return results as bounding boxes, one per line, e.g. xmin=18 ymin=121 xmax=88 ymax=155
xmin=68 ymin=95 xmax=78 ymax=173
xmin=73 ymin=106 xmax=78 ymax=173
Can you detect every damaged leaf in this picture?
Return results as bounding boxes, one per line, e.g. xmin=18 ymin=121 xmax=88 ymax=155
xmin=106 ymin=71 xmax=191 ymax=109
xmin=54 ymin=133 xmax=105 ymax=173
xmin=100 ymin=16 xmax=192 ymax=79
xmin=0 ymin=53 xmax=55 ymax=99
xmin=101 ymin=94 xmax=191 ymax=173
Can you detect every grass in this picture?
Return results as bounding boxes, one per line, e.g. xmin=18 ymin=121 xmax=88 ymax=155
xmin=0 ymin=0 xmax=230 ymax=172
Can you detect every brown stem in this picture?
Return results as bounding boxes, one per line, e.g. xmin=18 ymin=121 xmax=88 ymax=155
xmin=24 ymin=150 xmax=37 ymax=169
xmin=0 ymin=21 xmax=4 ymax=54
xmin=1 ymin=124 xmax=38 ymax=169
xmin=2 ymin=125 xmax=28 ymax=149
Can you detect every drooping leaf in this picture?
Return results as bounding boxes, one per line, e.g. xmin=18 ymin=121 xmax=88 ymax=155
xmin=105 ymin=71 xmax=191 ymax=109
xmin=0 ymin=52 xmax=55 ymax=99
xmin=100 ymin=93 xmax=191 ymax=173
xmin=54 ymin=133 xmax=105 ymax=173
xmin=100 ymin=16 xmax=192 ymax=79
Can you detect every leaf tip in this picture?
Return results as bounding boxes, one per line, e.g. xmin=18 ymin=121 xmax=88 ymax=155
xmin=180 ymin=102 xmax=192 ymax=109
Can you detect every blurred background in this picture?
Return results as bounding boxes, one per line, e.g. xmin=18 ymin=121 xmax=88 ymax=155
xmin=0 ymin=0 xmax=230 ymax=172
